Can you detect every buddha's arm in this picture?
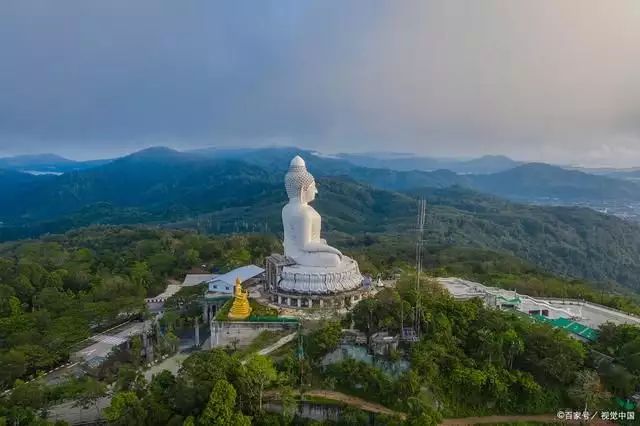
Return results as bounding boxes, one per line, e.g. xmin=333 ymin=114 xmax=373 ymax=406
xmin=304 ymin=240 xmax=343 ymax=257
xmin=300 ymin=212 xmax=342 ymax=258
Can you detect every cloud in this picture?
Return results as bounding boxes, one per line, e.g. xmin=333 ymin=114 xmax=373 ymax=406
xmin=0 ymin=1 xmax=639 ymax=165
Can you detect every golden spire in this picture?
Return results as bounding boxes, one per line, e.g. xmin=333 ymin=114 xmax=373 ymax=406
xmin=228 ymin=277 xmax=252 ymax=320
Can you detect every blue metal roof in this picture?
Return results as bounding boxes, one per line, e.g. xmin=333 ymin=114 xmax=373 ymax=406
xmin=207 ymin=265 xmax=264 ymax=287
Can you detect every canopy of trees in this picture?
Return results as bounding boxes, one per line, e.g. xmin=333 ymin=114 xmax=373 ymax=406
xmin=346 ymin=276 xmax=613 ymax=417
xmin=0 ymin=227 xmax=280 ymax=390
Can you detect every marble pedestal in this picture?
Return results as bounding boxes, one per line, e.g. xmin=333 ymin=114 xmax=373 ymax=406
xmin=278 ymin=256 xmax=362 ymax=295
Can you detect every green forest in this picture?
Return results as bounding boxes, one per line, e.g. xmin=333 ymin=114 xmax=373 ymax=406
xmin=5 ymin=148 xmax=640 ymax=296
xmin=1 ymin=225 xmax=640 ymax=425
xmin=0 ymin=228 xmax=280 ymax=391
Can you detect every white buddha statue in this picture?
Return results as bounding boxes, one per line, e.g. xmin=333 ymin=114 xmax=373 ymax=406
xmin=278 ymin=156 xmax=363 ymax=295
xmin=283 ymin=156 xmax=343 ymax=267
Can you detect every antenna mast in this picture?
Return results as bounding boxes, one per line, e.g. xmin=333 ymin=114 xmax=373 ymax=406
xmin=414 ymin=198 xmax=427 ymax=338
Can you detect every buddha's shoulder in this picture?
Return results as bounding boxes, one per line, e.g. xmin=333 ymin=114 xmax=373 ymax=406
xmin=283 ymin=203 xmax=319 ymax=218
xmin=284 ymin=202 xmax=315 ymax=211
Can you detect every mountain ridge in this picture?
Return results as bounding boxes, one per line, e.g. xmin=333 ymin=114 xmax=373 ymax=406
xmin=0 ymin=153 xmax=112 ymax=173
xmin=3 ymin=149 xmax=640 ymax=293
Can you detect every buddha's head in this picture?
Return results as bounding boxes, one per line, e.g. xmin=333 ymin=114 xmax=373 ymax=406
xmin=285 ymin=156 xmax=317 ymax=203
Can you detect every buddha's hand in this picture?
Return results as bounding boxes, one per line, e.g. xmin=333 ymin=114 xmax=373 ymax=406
xmin=304 ymin=241 xmax=343 ymax=259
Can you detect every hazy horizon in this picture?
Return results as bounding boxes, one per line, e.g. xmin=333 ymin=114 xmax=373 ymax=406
xmin=2 ymin=1 xmax=640 ymax=167
xmin=0 ymin=144 xmax=622 ymax=170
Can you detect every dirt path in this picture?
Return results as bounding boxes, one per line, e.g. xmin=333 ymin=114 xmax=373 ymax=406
xmin=302 ymin=390 xmax=406 ymax=419
xmin=267 ymin=389 xmax=616 ymax=425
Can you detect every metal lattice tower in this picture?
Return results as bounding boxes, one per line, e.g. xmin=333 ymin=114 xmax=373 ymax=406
xmin=297 ymin=325 xmax=305 ymax=386
xmin=414 ymin=198 xmax=427 ymax=339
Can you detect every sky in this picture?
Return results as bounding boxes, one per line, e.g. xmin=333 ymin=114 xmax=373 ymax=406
xmin=1 ymin=1 xmax=640 ymax=166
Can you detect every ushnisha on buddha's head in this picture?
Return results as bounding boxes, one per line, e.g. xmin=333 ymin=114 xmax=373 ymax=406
xmin=285 ymin=156 xmax=318 ymax=203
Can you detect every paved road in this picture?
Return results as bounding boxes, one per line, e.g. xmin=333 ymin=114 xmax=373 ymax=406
xmin=48 ymin=350 xmax=190 ymax=425
xmin=74 ymin=321 xmax=149 ymax=363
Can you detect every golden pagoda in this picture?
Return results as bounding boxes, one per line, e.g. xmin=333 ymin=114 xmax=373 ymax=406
xmin=228 ymin=277 xmax=252 ymax=320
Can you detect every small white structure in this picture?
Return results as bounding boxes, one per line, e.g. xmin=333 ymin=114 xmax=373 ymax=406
xmin=207 ymin=265 xmax=265 ymax=294
xmin=202 ymin=265 xmax=265 ymax=323
xmin=268 ymin=156 xmax=363 ymax=300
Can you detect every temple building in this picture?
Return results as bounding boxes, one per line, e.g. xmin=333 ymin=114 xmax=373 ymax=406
xmin=265 ymin=156 xmax=364 ymax=308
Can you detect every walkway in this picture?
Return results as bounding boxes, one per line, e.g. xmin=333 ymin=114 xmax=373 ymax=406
xmin=257 ymin=332 xmax=297 ymax=356
xmin=144 ymin=352 xmax=189 ymax=381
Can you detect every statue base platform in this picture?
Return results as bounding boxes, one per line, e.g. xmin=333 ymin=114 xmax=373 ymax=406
xmin=264 ymin=254 xmax=367 ymax=310
xmin=278 ymin=256 xmax=362 ymax=295
xmin=269 ymin=286 xmax=366 ymax=310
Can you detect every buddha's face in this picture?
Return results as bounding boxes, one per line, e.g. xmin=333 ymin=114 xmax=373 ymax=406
xmin=301 ymin=181 xmax=317 ymax=203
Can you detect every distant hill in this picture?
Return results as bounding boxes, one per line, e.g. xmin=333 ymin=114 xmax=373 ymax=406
xmin=0 ymin=153 xmax=111 ymax=174
xmin=0 ymin=169 xmax=46 ymax=202
xmin=337 ymin=152 xmax=521 ymax=174
xmin=10 ymin=146 xmax=638 ymax=203
xmin=599 ymin=169 xmax=640 ymax=182
xmin=0 ymin=147 xmax=277 ymax=221
xmin=408 ymin=186 xmax=640 ymax=290
xmin=205 ymin=148 xmax=640 ymax=202
xmin=4 ymin=148 xmax=640 ymax=293
xmin=470 ymin=163 xmax=640 ymax=201
xmin=4 ymin=147 xmax=639 ymax=219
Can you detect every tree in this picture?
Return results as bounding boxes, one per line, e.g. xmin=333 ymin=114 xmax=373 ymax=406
xmin=73 ymin=378 xmax=108 ymax=418
xmin=115 ymin=365 xmax=141 ymax=392
xmin=160 ymin=331 xmax=180 ymax=355
xmin=148 ymin=253 xmax=176 ymax=277
xmin=0 ymin=284 xmax=16 ymax=317
xmin=183 ymin=249 xmax=201 ymax=267
xmin=242 ymin=355 xmax=278 ymax=411
xmin=130 ymin=336 xmax=143 ymax=367
xmin=517 ymin=323 xmax=586 ymax=385
xmin=199 ymin=380 xmax=251 ymax=426
xmin=104 ymin=391 xmax=147 ymax=426
xmin=9 ymin=380 xmax=44 ymax=410
xmin=0 ymin=349 xmax=26 ymax=389
xmin=174 ymin=350 xmax=238 ymax=414
xmin=503 ymin=328 xmax=524 ymax=369
xmin=568 ymin=370 xmax=611 ymax=411
xmin=405 ymin=395 xmax=441 ymax=426
xmin=306 ymin=321 xmax=342 ymax=362
xmin=130 ymin=262 xmax=153 ymax=289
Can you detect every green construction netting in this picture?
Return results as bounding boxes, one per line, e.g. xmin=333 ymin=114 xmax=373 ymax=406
xmin=497 ymin=295 xmax=521 ymax=304
xmin=530 ymin=314 xmax=599 ymax=341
